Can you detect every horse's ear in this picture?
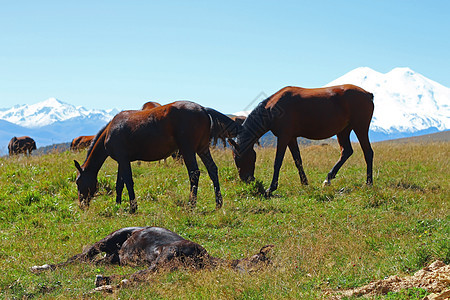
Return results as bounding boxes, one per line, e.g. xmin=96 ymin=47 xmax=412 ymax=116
xmin=74 ymin=160 xmax=82 ymax=173
xmin=227 ymin=138 xmax=239 ymax=150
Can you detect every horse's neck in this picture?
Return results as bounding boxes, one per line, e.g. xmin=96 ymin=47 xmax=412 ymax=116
xmin=238 ymin=105 xmax=271 ymax=148
xmin=82 ymin=134 xmax=108 ymax=175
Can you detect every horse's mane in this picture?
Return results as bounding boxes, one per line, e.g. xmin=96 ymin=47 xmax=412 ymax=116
xmin=239 ymin=98 xmax=272 ymax=146
xmin=204 ymin=107 xmax=240 ymax=146
xmin=84 ymin=124 xmax=108 ymax=164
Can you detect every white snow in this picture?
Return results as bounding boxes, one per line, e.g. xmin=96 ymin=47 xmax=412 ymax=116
xmin=0 ymin=98 xmax=117 ymax=128
xmin=325 ymin=67 xmax=450 ymax=133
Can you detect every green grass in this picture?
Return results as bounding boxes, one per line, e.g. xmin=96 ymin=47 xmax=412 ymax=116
xmin=0 ymin=141 xmax=448 ymax=299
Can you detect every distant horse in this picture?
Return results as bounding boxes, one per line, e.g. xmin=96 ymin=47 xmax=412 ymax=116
xmin=228 ymin=85 xmax=374 ymax=195
xmin=231 ymin=115 xmax=247 ymax=126
xmin=70 ymin=135 xmax=95 ymax=151
xmin=8 ymin=136 xmax=36 ymax=156
xmin=74 ymin=101 xmax=239 ymax=212
xmin=141 ymin=101 xmax=162 ymax=110
xmin=31 ymin=226 xmax=274 ymax=288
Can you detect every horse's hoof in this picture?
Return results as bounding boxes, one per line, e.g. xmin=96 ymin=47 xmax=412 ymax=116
xmin=215 ymin=196 xmax=223 ymax=209
xmin=322 ymin=180 xmax=331 ymax=187
xmin=264 ymin=189 xmax=272 ymax=198
xmin=79 ymin=200 xmax=89 ymax=211
xmin=129 ymin=204 xmax=137 ymax=214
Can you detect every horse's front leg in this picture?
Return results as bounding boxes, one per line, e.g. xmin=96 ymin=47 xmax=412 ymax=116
xmin=181 ymin=150 xmax=200 ymax=207
xmin=199 ymin=149 xmax=223 ymax=209
xmin=115 ymin=172 xmax=124 ymax=204
xmin=266 ymin=138 xmax=289 ymax=197
xmin=118 ymin=161 xmax=136 ymax=213
xmin=288 ymin=138 xmax=308 ymax=185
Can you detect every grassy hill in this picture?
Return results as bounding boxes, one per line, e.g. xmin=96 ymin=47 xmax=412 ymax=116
xmin=377 ymin=130 xmax=450 ymax=143
xmin=0 ymin=140 xmax=448 ymax=299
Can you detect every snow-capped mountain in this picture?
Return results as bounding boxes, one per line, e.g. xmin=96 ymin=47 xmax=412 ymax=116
xmin=0 ymin=99 xmax=119 ymax=154
xmin=0 ymin=98 xmax=118 ymax=128
xmin=325 ymin=67 xmax=450 ymax=135
xmin=233 ymin=67 xmax=449 ymax=142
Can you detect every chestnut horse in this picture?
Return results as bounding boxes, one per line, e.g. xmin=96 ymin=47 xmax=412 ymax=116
xmin=8 ymin=136 xmax=36 ymax=156
xmin=228 ymin=85 xmax=374 ymax=195
xmin=31 ymin=226 xmax=274 ymax=288
xmin=141 ymin=101 xmax=162 ymax=110
xmin=70 ymin=135 xmax=95 ymax=151
xmin=74 ymin=101 xmax=239 ymax=212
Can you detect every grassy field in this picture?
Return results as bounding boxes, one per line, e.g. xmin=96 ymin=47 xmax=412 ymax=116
xmin=0 ymin=140 xmax=448 ymax=299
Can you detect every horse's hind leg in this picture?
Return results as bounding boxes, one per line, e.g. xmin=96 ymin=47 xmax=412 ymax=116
xmin=288 ymin=138 xmax=308 ymax=185
xmin=353 ymin=127 xmax=374 ymax=185
xmin=118 ymin=161 xmax=137 ymax=213
xmin=199 ymin=149 xmax=223 ymax=209
xmin=325 ymin=127 xmax=353 ymax=186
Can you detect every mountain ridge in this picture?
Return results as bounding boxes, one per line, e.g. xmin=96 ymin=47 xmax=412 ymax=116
xmin=1 ymin=67 xmax=449 ymax=154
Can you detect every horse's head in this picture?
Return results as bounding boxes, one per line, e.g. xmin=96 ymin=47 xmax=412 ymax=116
xmin=74 ymin=160 xmax=98 ymax=209
xmin=228 ymin=139 xmax=256 ymax=183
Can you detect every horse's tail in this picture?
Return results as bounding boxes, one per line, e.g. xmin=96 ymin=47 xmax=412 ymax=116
xmin=204 ymin=107 xmax=240 ymax=146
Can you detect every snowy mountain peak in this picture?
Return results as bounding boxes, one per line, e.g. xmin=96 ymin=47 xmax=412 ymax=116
xmin=40 ymin=97 xmax=64 ymax=107
xmin=0 ymin=98 xmax=117 ymax=128
xmin=325 ymin=67 xmax=450 ymax=133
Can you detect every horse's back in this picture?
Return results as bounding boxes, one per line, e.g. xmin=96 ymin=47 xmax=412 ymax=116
xmin=107 ymin=101 xmax=206 ymax=139
xmin=266 ymin=85 xmax=373 ymax=139
xmin=105 ymin=101 xmax=210 ymax=160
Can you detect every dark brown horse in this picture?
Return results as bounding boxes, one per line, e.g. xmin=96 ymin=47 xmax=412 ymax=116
xmin=141 ymin=101 xmax=162 ymax=110
xmin=74 ymin=101 xmax=239 ymax=212
xmin=31 ymin=226 xmax=273 ymax=288
xmin=8 ymin=136 xmax=36 ymax=156
xmin=228 ymin=85 xmax=374 ymax=195
xmin=70 ymin=135 xmax=95 ymax=151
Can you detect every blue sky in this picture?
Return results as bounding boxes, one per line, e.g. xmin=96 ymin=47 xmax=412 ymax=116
xmin=1 ymin=1 xmax=449 ymax=113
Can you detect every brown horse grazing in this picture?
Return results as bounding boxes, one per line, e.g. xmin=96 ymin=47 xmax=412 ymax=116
xmin=141 ymin=101 xmax=162 ymax=110
xmin=8 ymin=136 xmax=37 ymax=156
xmin=228 ymin=85 xmax=374 ymax=196
xmin=70 ymin=135 xmax=95 ymax=151
xmin=74 ymin=101 xmax=239 ymax=212
xmin=31 ymin=226 xmax=274 ymax=289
